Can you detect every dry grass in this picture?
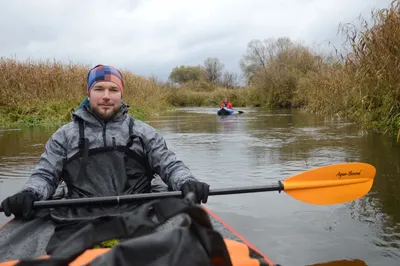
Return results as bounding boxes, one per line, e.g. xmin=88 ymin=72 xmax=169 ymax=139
xmin=303 ymin=0 xmax=400 ymax=134
xmin=338 ymin=0 xmax=400 ymax=133
xmin=0 ymin=57 xmax=170 ymax=127
xmin=246 ymin=0 xmax=400 ymax=134
xmin=0 ymin=58 xmax=87 ymax=106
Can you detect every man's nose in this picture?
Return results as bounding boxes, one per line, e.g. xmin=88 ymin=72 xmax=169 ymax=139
xmin=102 ymin=90 xmax=111 ymax=99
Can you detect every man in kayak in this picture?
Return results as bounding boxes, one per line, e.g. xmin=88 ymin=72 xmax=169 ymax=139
xmin=0 ymin=64 xmax=210 ymax=221
xmin=219 ymin=97 xmax=233 ymax=109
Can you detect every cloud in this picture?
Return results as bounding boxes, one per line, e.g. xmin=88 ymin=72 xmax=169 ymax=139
xmin=0 ymin=0 xmax=390 ymax=80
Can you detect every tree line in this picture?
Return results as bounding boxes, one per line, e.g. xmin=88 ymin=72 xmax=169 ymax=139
xmin=167 ymin=36 xmax=326 ymax=93
xmin=168 ymin=57 xmax=239 ymax=89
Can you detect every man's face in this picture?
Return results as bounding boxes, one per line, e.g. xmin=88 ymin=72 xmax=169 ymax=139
xmin=88 ymin=81 xmax=122 ymax=121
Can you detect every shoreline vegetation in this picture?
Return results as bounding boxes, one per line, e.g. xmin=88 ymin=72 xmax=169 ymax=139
xmin=1 ymin=1 xmax=400 ymax=136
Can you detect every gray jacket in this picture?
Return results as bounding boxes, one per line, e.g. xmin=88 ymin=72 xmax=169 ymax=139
xmin=21 ymin=102 xmax=198 ymax=200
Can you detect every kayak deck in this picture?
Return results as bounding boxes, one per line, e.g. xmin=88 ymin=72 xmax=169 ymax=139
xmin=0 ymin=207 xmax=275 ymax=265
xmin=0 ymin=179 xmax=276 ymax=264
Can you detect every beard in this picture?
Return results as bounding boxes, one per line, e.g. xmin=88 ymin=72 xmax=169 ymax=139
xmin=90 ymin=104 xmax=121 ymax=121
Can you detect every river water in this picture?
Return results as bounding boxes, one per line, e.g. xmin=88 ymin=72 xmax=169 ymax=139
xmin=1 ymin=107 xmax=400 ymax=265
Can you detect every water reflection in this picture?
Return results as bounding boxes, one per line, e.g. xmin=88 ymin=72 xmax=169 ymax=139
xmin=347 ymin=132 xmax=400 ymax=260
xmin=1 ymin=107 xmax=400 ymax=265
xmin=0 ymin=127 xmax=57 ymax=180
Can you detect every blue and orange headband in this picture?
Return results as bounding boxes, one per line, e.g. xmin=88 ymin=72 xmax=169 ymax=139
xmin=86 ymin=64 xmax=124 ymax=94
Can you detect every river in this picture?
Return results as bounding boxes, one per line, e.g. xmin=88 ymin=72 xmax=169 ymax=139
xmin=0 ymin=107 xmax=399 ymax=265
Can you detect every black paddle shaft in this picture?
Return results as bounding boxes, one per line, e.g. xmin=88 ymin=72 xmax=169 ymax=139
xmin=208 ymin=99 xmax=219 ymax=105
xmin=0 ymin=183 xmax=283 ymax=211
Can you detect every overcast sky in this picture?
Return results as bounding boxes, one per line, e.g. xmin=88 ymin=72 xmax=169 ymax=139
xmin=0 ymin=0 xmax=390 ymax=81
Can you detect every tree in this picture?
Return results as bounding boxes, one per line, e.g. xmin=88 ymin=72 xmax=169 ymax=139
xmin=203 ymin=57 xmax=224 ymax=84
xmin=239 ymin=37 xmax=295 ymax=83
xmin=168 ymin=65 xmax=203 ymax=85
xmin=221 ymin=71 xmax=238 ymax=88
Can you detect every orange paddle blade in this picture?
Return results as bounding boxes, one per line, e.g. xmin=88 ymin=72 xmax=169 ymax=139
xmin=282 ymin=162 xmax=376 ymax=205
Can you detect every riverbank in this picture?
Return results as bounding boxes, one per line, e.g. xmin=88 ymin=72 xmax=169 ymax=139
xmin=0 ymin=100 xmax=160 ymax=128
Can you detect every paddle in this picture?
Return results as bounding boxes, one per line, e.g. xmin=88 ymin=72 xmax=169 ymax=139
xmin=208 ymin=99 xmax=244 ymax=114
xmin=0 ymin=162 xmax=376 ymax=212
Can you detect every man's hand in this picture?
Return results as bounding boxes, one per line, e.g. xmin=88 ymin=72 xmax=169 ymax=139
xmin=181 ymin=180 xmax=210 ymax=204
xmin=1 ymin=191 xmax=38 ymax=220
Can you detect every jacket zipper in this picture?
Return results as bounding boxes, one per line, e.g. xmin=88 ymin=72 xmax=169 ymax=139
xmin=103 ymin=122 xmax=107 ymax=147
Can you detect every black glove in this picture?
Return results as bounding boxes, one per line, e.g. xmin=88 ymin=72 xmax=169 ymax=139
xmin=1 ymin=191 xmax=38 ymax=220
xmin=181 ymin=180 xmax=210 ymax=204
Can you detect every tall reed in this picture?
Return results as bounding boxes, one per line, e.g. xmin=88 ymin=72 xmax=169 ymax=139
xmin=247 ymin=0 xmax=400 ymax=134
xmin=0 ymin=58 xmax=170 ymax=127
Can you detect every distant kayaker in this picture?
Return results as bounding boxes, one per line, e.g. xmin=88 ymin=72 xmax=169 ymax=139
xmin=0 ymin=64 xmax=210 ymax=220
xmin=219 ymin=97 xmax=233 ymax=109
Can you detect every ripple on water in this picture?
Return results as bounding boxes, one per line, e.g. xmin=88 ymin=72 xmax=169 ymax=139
xmin=0 ymin=155 xmax=37 ymax=180
xmin=0 ymin=166 xmax=33 ymax=180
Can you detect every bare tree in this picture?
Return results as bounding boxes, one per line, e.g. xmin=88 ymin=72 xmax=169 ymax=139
xmin=221 ymin=71 xmax=238 ymax=88
xmin=203 ymin=57 xmax=224 ymax=83
xmin=239 ymin=37 xmax=295 ymax=83
xmin=239 ymin=39 xmax=270 ymax=81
